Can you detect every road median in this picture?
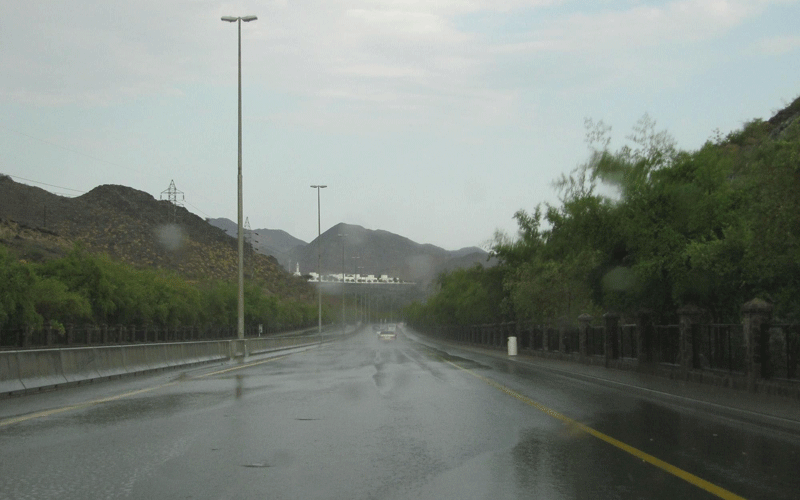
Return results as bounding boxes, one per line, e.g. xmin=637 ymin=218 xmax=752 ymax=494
xmin=0 ymin=335 xmax=323 ymax=397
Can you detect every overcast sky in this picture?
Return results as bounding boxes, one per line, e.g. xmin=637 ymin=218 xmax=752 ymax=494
xmin=1 ymin=1 xmax=798 ymax=250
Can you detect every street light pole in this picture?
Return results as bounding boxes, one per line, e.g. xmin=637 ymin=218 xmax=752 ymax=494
xmin=355 ymin=266 xmax=363 ymax=323
xmin=311 ymin=185 xmax=327 ymax=337
xmin=221 ymin=14 xmax=257 ymax=342
xmin=352 ymin=256 xmax=361 ymax=323
xmin=338 ymin=233 xmax=347 ymax=333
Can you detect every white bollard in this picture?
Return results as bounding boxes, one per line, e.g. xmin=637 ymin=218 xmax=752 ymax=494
xmin=507 ymin=336 xmax=518 ymax=356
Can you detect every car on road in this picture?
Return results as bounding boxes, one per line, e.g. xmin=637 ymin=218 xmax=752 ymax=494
xmin=379 ymin=330 xmax=396 ymax=341
xmin=378 ymin=324 xmax=397 ymax=341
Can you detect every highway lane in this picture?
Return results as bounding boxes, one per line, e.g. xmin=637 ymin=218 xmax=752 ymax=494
xmin=1 ymin=326 xmax=798 ymax=499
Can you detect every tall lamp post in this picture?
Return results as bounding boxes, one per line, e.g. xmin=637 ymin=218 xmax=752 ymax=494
xmin=356 ymin=266 xmax=366 ymax=322
xmin=311 ymin=185 xmax=327 ymax=336
xmin=352 ymin=256 xmax=361 ymax=323
xmin=338 ymin=233 xmax=347 ymax=333
xmin=221 ymin=14 xmax=257 ymax=342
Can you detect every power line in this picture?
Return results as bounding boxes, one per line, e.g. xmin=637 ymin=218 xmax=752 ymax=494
xmin=7 ymin=169 xmax=221 ymax=221
xmin=0 ymin=124 xmax=142 ymax=173
xmin=1 ymin=127 xmax=230 ymax=227
xmin=184 ymin=199 xmax=213 ymax=219
xmin=1 ymin=126 xmax=253 ymax=224
xmin=3 ymin=173 xmax=85 ymax=194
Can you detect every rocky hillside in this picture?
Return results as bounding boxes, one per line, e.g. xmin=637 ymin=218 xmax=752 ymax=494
xmin=207 ymin=217 xmax=306 ymax=269
xmin=0 ymin=177 xmax=313 ymax=301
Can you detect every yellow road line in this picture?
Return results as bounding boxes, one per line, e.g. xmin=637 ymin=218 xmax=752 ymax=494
xmin=440 ymin=356 xmax=747 ymax=500
xmin=0 ymin=354 xmax=291 ymax=428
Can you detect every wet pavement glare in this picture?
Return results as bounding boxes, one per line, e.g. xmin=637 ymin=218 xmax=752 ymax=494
xmin=1 ymin=327 xmax=799 ymax=499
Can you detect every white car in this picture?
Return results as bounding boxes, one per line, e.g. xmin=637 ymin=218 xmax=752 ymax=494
xmin=379 ymin=329 xmax=397 ymax=341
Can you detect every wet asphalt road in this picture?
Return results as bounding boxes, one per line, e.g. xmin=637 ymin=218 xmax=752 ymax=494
xmin=1 ymin=326 xmax=799 ymax=500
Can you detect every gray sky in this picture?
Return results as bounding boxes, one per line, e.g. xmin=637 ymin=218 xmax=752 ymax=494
xmin=1 ymin=1 xmax=798 ymax=250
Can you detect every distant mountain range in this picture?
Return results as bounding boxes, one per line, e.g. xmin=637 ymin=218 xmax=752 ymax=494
xmin=0 ymin=174 xmax=493 ymax=303
xmin=208 ymin=218 xmax=495 ymax=287
xmin=206 ymin=218 xmax=306 ymax=268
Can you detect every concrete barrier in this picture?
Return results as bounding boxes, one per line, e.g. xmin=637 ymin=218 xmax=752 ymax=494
xmin=16 ymin=350 xmax=68 ymax=390
xmin=197 ymin=341 xmax=226 ymax=363
xmin=95 ymin=347 xmax=128 ymax=378
xmin=123 ymin=345 xmax=152 ymax=374
xmin=59 ymin=348 xmax=101 ymax=383
xmin=167 ymin=343 xmax=186 ymax=367
xmin=248 ymin=336 xmax=316 ymax=355
xmin=1 ymin=336 xmax=318 ymax=396
xmin=0 ymin=353 xmax=25 ymax=394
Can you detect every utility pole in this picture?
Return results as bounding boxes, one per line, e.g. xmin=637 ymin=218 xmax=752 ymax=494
xmin=221 ymin=14 xmax=257 ymax=344
xmin=310 ymin=185 xmax=327 ymax=337
xmin=352 ymin=256 xmax=361 ymax=325
xmin=338 ymin=233 xmax=347 ymax=333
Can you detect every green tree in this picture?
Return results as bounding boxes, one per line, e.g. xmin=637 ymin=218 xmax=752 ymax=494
xmin=30 ymin=277 xmax=92 ymax=326
xmin=0 ymin=246 xmax=39 ymax=331
xmin=37 ymin=244 xmax=117 ymax=322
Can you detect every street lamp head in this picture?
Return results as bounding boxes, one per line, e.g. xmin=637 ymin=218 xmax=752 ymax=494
xmin=221 ymin=15 xmax=257 ymax=22
xmin=310 ymin=185 xmax=328 ymax=189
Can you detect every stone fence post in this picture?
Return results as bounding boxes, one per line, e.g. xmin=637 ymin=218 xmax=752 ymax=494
xmin=678 ymin=305 xmax=704 ymax=379
xmin=558 ymin=317 xmax=567 ymax=353
xmin=742 ymin=298 xmax=773 ymax=390
xmin=578 ymin=314 xmax=592 ymax=360
xmin=603 ymin=312 xmax=619 ymax=368
xmin=542 ymin=325 xmax=550 ymax=352
xmin=636 ymin=309 xmax=655 ymax=368
xmin=24 ymin=325 xmax=33 ymax=348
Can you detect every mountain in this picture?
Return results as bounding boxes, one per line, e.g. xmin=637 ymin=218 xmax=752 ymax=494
xmin=0 ymin=177 xmax=313 ymax=301
xmin=207 ymin=217 xmax=306 ymax=269
xmin=449 ymin=246 xmax=488 ymax=259
xmin=430 ymin=249 xmax=497 ymax=278
xmin=288 ymin=223 xmax=492 ymax=285
xmin=205 ymin=217 xmax=494 ymax=299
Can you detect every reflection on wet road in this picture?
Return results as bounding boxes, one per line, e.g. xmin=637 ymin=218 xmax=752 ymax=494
xmin=1 ymin=327 xmax=798 ymax=499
